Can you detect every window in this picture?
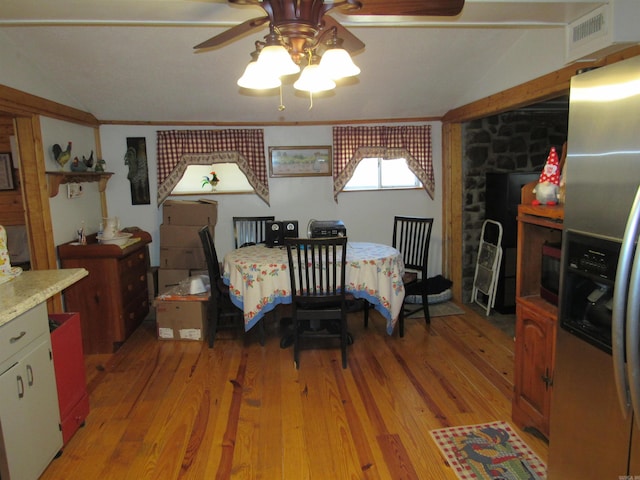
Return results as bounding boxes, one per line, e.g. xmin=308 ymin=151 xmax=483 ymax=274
xmin=344 ymin=157 xmax=422 ymax=191
xmin=171 ymin=163 xmax=253 ymax=195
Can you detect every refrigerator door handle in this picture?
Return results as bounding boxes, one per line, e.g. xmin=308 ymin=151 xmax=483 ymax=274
xmin=628 ymin=238 xmax=640 ymax=429
xmin=614 ymin=185 xmax=640 ymax=418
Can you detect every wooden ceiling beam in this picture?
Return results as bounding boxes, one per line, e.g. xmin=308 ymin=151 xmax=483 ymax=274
xmin=0 ymin=84 xmax=98 ymax=127
xmin=443 ymin=45 xmax=640 ymax=123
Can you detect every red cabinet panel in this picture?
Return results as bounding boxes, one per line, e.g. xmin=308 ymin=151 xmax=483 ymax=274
xmin=50 ymin=312 xmax=90 ymax=446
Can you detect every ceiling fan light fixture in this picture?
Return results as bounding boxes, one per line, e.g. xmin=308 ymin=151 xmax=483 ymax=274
xmin=257 ymin=44 xmax=300 ymax=77
xmin=293 ymin=64 xmax=336 ymax=93
xmin=319 ymin=47 xmax=360 ymax=80
xmin=237 ymin=61 xmax=281 ymax=90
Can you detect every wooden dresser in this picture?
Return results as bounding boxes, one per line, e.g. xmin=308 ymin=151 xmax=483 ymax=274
xmin=58 ymin=230 xmax=151 ymax=354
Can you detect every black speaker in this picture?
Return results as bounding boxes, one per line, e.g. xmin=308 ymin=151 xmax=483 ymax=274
xmin=282 ymin=220 xmax=298 ymax=239
xmin=265 ymin=221 xmax=283 ymax=247
xmin=266 ymin=220 xmax=299 ymax=247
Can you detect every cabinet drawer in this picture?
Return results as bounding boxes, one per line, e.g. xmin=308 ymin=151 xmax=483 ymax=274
xmin=119 ymin=250 xmax=148 ymax=303
xmin=121 ymin=250 xmax=148 ymax=272
xmin=120 ymin=253 xmax=147 ymax=280
xmin=0 ymin=303 xmax=47 ymax=369
xmin=120 ymin=269 xmax=148 ymax=305
xmin=122 ymin=294 xmax=149 ymax=337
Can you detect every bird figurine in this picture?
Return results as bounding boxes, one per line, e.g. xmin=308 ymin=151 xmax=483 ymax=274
xmin=82 ymin=150 xmax=94 ymax=170
xmin=94 ymin=158 xmax=106 ymax=172
xmin=70 ymin=156 xmax=88 ymax=172
xmin=52 ymin=141 xmax=72 ymax=170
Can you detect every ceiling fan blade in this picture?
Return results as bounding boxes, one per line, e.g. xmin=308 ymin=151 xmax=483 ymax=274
xmin=346 ymin=0 xmax=464 ymax=17
xmin=194 ymin=16 xmax=269 ymax=50
xmin=322 ymin=15 xmax=365 ymax=55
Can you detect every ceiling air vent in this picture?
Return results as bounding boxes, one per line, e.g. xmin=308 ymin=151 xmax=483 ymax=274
xmin=572 ymin=10 xmax=605 ymax=44
xmin=566 ymin=0 xmax=640 ymax=63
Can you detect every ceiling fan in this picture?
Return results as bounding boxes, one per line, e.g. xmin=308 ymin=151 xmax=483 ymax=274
xmin=193 ymin=0 xmax=466 ymax=58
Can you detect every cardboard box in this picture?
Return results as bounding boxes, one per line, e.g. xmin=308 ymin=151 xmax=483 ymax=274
xmin=158 ymin=268 xmax=190 ymax=292
xmin=156 ymin=300 xmax=208 ymax=341
xmin=160 ymin=246 xmax=206 ymax=270
xmin=160 ymin=224 xmax=211 ymax=249
xmin=162 ymin=199 xmax=218 ymax=226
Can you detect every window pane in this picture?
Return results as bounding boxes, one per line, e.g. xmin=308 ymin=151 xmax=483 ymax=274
xmin=381 ymin=158 xmax=420 ymax=188
xmin=344 ymin=156 xmax=420 ymax=191
xmin=345 ymin=157 xmax=379 ymax=189
xmin=171 ymin=163 xmax=253 ymax=194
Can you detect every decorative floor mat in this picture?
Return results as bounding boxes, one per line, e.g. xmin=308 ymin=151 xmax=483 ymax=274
xmin=430 ymin=421 xmax=546 ymax=479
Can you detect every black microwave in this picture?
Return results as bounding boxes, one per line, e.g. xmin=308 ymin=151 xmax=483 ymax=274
xmin=540 ymin=242 xmax=562 ymax=305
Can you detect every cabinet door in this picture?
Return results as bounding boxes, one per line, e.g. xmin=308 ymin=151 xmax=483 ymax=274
xmin=61 ymin=257 xmax=121 ymax=353
xmin=0 ymin=336 xmax=62 ymax=480
xmin=512 ymin=303 xmax=556 ymax=438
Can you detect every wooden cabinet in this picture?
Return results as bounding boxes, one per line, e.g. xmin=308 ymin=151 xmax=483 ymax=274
xmin=512 ymin=202 xmax=563 ymax=439
xmin=58 ymin=231 xmax=151 ymax=354
xmin=0 ymin=303 xmax=63 ymax=480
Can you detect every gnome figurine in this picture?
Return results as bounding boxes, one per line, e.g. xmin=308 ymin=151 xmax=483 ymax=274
xmin=532 ymin=146 xmax=561 ymax=206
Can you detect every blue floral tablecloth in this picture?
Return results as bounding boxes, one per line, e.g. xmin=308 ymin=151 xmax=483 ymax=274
xmin=223 ymin=242 xmax=405 ymax=334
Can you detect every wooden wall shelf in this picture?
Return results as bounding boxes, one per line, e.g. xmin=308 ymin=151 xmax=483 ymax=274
xmin=46 ymin=171 xmax=113 ymax=198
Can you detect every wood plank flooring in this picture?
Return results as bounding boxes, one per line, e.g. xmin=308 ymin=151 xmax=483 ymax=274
xmin=40 ymin=304 xmax=548 ymax=479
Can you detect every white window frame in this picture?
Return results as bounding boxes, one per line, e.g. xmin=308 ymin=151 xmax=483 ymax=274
xmin=343 ymin=157 xmax=422 ymax=192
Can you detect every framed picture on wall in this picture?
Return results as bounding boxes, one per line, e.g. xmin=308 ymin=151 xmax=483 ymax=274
xmin=269 ymin=146 xmax=332 ymax=178
xmin=124 ymin=137 xmax=150 ymax=205
xmin=0 ymin=153 xmax=15 ymax=191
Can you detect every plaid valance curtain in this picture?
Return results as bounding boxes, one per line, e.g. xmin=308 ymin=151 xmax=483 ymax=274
xmin=332 ymin=125 xmax=434 ymax=201
xmin=156 ymin=129 xmax=269 ymax=205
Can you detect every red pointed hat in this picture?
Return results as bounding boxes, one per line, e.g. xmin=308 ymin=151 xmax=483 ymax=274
xmin=539 ymin=147 xmax=560 ymax=185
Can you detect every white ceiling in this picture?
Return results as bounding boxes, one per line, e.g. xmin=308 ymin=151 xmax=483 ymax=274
xmin=0 ymin=0 xmax=607 ymax=123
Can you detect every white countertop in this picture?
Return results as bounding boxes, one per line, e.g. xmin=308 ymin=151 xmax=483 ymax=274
xmin=0 ymin=268 xmax=88 ymax=327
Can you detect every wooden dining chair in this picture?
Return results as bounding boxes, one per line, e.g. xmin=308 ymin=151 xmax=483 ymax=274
xmin=232 ymin=216 xmax=275 ymax=249
xmin=284 ymin=236 xmax=349 ymax=369
xmin=393 ymin=216 xmax=434 ymax=337
xmin=199 ymin=225 xmax=264 ymax=347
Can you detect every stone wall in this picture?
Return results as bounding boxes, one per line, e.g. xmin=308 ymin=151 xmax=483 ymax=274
xmin=461 ymin=109 xmax=568 ymax=304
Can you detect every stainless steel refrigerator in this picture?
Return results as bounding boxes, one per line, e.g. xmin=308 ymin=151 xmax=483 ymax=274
xmin=548 ymin=55 xmax=640 ymax=479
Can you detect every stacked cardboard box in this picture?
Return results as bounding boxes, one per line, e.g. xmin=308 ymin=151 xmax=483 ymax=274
xmin=158 ymin=199 xmax=217 ymax=293
xmin=156 ymin=298 xmax=208 ymax=341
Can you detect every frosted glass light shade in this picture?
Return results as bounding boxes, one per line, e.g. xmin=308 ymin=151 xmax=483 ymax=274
xmin=237 ymin=61 xmax=281 ymax=90
xmin=294 ymin=64 xmax=336 ymax=92
xmin=257 ymin=45 xmax=300 ymax=77
xmin=319 ymin=48 xmax=360 ymax=79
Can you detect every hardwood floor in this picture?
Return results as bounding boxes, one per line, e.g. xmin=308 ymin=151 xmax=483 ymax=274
xmin=41 ymin=304 xmax=548 ymax=479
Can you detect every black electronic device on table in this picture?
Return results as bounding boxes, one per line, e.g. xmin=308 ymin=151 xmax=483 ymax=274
xmin=308 ymin=220 xmax=347 ymax=238
xmin=266 ymin=220 xmax=298 ymax=247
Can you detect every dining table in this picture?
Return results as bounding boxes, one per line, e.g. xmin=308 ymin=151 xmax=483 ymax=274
xmin=222 ymin=242 xmax=406 ymax=335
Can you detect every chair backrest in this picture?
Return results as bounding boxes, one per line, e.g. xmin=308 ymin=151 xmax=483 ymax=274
xmin=199 ymin=225 xmax=222 ymax=281
xmin=233 ymin=216 xmax=276 ymax=248
xmin=392 ymin=216 xmax=434 ymax=276
xmin=285 ymin=237 xmax=348 ymax=308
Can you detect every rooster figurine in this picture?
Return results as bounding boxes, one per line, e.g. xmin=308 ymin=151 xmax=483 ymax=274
xmin=52 ymin=142 xmax=72 ymax=170
xmin=82 ymin=150 xmax=94 ymax=170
